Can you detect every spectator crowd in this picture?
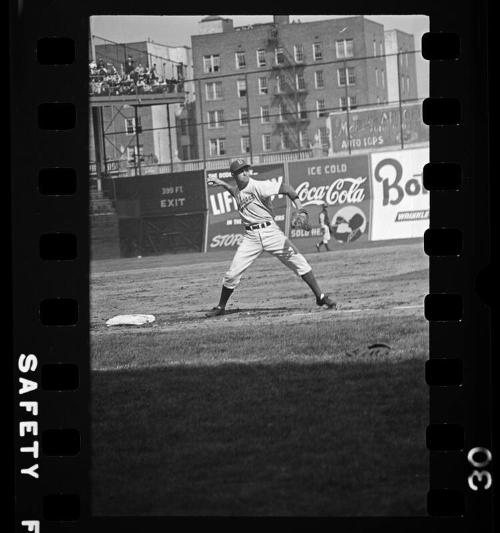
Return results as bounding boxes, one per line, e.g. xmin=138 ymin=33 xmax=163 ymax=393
xmin=89 ymin=56 xmax=184 ymax=97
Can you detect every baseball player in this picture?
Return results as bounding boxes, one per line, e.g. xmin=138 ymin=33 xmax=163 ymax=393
xmin=316 ymin=201 xmax=331 ymax=252
xmin=205 ymin=159 xmax=336 ymax=317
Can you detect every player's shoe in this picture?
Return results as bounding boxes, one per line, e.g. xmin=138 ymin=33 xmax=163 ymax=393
xmin=205 ymin=305 xmax=225 ymax=317
xmin=316 ymin=243 xmax=320 ymax=252
xmin=316 ymin=294 xmax=337 ymax=309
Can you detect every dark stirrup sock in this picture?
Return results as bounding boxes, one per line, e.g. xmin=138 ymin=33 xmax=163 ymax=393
xmin=218 ymin=285 xmax=234 ymax=308
xmin=301 ymin=271 xmax=323 ymax=300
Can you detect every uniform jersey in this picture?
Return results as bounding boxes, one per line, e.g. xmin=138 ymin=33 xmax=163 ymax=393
xmin=319 ymin=209 xmax=330 ymax=227
xmin=234 ymin=178 xmax=281 ymax=225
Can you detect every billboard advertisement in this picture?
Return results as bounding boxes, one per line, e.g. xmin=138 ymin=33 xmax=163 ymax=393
xmin=111 ymin=170 xmax=206 ymax=217
xmin=205 ymin=164 xmax=286 ymax=251
xmin=287 ymin=155 xmax=371 ymax=251
xmin=370 ymin=147 xmax=429 ymax=240
xmin=329 ymin=102 xmax=429 ymax=153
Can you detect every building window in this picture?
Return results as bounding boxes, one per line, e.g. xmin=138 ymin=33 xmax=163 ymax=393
xmin=209 ymin=138 xmax=226 ymax=156
xmin=375 ymin=68 xmax=379 ymax=86
xmin=406 ymin=76 xmax=410 ymax=94
xmin=315 ymin=70 xmax=324 ymax=89
xmin=203 ymin=54 xmax=220 ymax=73
xmin=318 ymin=127 xmax=329 ymax=149
xmin=373 ymin=39 xmax=377 ymax=57
xmin=237 ymin=79 xmax=247 ymax=97
xmin=126 ymin=146 xmax=135 ymax=162
xmin=256 ymin=49 xmax=266 ymax=67
xmin=241 ymin=136 xmax=251 ymax=153
xmin=340 ymin=96 xmax=356 ymax=110
xmin=239 ymin=108 xmax=249 ymax=126
xmin=299 ymin=130 xmax=309 ymax=148
xmin=313 ymin=42 xmax=322 ymax=61
xmin=125 ymin=117 xmax=142 ymax=135
xmin=125 ymin=118 xmax=134 ymax=134
xmin=258 ymin=77 xmax=268 ymax=95
xmin=127 ymin=145 xmax=144 ymax=163
xmin=281 ymin=132 xmax=290 ymax=150
xmin=235 ymin=51 xmax=246 ymax=69
xmin=348 ymin=67 xmax=356 ymax=85
xmin=401 ymin=75 xmax=405 ymax=94
xmin=276 ymin=75 xmax=285 ymax=93
xmin=337 ymin=67 xmax=356 ymax=86
xmin=180 ymin=119 xmax=188 ymax=135
xmin=296 ymin=72 xmax=306 ymax=91
xmin=379 ymin=42 xmax=384 ymax=57
xmin=260 ymin=105 xmax=270 ymax=123
xmin=262 ymin=134 xmax=271 ymax=151
xmin=381 ymin=69 xmax=385 ymax=88
xmin=275 ymin=47 xmax=285 ymax=65
xmin=294 ymin=44 xmax=304 ymax=62
xmin=399 ymin=48 xmax=404 ymax=65
xmin=205 ymin=81 xmax=223 ymax=100
xmin=297 ymin=101 xmax=307 ymax=119
xmin=181 ymin=145 xmax=190 ymax=159
xmin=405 ymin=53 xmax=408 ymax=67
xmin=207 ymin=110 xmax=224 ymax=129
xmin=278 ymin=102 xmax=286 ymax=122
xmin=316 ymin=99 xmax=327 ymax=117
xmin=336 ymin=39 xmax=354 ymax=58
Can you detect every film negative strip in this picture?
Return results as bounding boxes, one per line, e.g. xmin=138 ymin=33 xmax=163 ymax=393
xmin=12 ymin=0 xmax=492 ymax=531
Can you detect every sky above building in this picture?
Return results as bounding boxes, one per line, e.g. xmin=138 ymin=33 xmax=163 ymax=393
xmin=90 ymin=14 xmax=429 ymax=97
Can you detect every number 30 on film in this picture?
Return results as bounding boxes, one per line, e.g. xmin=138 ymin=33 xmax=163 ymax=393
xmin=467 ymin=447 xmax=492 ymax=491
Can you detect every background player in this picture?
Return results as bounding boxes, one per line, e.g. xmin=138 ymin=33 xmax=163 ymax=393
xmin=205 ymin=159 xmax=336 ymax=317
xmin=316 ymin=201 xmax=331 ymax=252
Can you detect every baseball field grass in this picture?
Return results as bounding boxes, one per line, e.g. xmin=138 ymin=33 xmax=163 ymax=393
xmin=91 ymin=239 xmax=429 ymax=516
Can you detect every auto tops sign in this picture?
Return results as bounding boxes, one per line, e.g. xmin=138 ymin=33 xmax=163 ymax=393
xmin=369 ymin=147 xmax=429 ymax=240
xmin=205 ymin=164 xmax=287 ymax=251
xmin=329 ymin=102 xmax=429 ymax=153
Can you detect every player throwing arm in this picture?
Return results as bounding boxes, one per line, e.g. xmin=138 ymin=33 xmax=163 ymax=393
xmin=205 ymin=159 xmax=337 ymax=317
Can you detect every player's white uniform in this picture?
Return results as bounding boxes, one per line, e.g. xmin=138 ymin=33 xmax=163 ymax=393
xmin=223 ymin=178 xmax=312 ymax=290
xmin=319 ymin=211 xmax=331 ymax=244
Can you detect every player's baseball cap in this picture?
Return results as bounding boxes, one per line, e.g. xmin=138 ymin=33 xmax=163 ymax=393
xmin=229 ymin=159 xmax=250 ymax=174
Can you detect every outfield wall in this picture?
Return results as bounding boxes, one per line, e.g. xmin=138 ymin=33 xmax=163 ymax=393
xmin=369 ymin=148 xmax=429 ymax=240
xmin=287 ymin=155 xmax=372 ymax=252
xmin=108 ymin=170 xmax=207 ymax=256
xmin=204 ymin=145 xmax=429 ymax=253
xmin=97 ymin=146 xmax=429 ymax=257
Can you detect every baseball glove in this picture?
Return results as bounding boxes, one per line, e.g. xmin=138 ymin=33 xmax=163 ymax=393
xmin=291 ymin=208 xmax=311 ymax=231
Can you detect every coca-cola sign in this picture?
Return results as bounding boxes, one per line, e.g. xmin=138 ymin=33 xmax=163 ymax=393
xmin=296 ymin=177 xmax=367 ymax=207
xmin=288 ymin=155 xmax=371 ymax=248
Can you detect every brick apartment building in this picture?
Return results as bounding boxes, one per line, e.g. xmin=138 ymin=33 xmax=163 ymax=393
xmin=191 ymin=15 xmax=418 ymax=159
xmin=384 ymin=30 xmax=419 ymax=103
xmin=89 ymin=39 xmax=198 ymax=174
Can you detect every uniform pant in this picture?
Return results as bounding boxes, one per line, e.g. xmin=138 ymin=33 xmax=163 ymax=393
xmin=223 ymin=222 xmax=312 ymax=290
xmin=321 ymin=225 xmax=331 ymax=243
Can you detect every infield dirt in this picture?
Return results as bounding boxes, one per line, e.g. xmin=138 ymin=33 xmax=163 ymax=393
xmin=91 ymin=240 xmax=428 ymax=515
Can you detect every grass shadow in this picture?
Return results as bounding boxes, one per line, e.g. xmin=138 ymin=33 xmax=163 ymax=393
xmin=92 ymin=358 xmax=427 ymax=517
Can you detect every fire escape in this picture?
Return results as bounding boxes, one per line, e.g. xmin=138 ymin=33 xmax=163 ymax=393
xmin=266 ymin=24 xmax=310 ymax=151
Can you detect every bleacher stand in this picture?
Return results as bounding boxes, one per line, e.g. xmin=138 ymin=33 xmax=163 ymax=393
xmin=89 ymin=59 xmax=182 ymax=97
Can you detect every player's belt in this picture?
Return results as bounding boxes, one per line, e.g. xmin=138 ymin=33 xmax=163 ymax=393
xmin=245 ymin=221 xmax=272 ymax=231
